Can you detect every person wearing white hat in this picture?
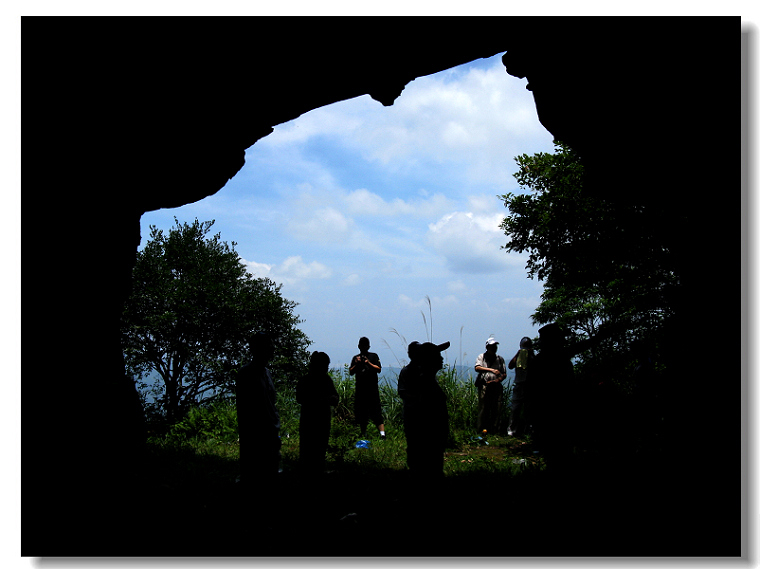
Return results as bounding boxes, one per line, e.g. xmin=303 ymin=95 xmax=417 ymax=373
xmin=474 ymin=336 xmax=507 ymax=433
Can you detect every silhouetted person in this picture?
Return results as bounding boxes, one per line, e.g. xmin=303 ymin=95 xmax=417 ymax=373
xmin=398 ymin=341 xmax=450 ymax=479
xmin=530 ymin=323 xmax=574 ymax=468
xmin=474 ymin=336 xmax=507 ymax=434
xmin=235 ymin=332 xmax=280 ymax=489
xmin=508 ymin=336 xmax=535 ymax=437
xmin=296 ymin=351 xmax=339 ymax=475
xmin=349 ymin=337 xmax=386 ymax=439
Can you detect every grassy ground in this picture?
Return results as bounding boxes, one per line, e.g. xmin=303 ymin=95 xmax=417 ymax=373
xmin=127 ymin=369 xmax=694 ymax=557
xmin=132 ymin=421 xmax=554 ymax=556
xmin=130 ymin=417 xmax=709 ymax=558
xmin=139 ymin=421 xmax=545 ymax=499
xmin=134 ymin=410 xmax=705 ymax=558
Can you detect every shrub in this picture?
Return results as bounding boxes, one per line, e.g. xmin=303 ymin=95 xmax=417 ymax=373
xmin=165 ymin=399 xmax=239 ymax=445
xmin=275 ymin=383 xmax=300 ymax=439
xmin=438 ymin=365 xmax=478 ymax=435
xmin=379 ymin=380 xmax=403 ymax=426
xmin=152 ymin=358 xmax=534 ymax=482
xmin=331 ymin=365 xmax=357 ymax=427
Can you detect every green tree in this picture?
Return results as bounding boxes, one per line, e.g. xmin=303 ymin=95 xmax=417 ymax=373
xmin=122 ymin=218 xmax=311 ymax=422
xmin=499 ymin=142 xmax=676 ymax=376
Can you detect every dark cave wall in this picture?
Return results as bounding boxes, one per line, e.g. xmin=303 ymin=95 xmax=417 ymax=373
xmin=25 ymin=18 xmax=513 ymax=555
xmin=507 ymin=26 xmax=739 ymax=549
xmin=24 ymin=17 xmax=738 ymax=555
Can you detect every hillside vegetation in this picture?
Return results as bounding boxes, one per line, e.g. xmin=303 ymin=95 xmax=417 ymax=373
xmin=132 ymin=363 xmax=673 ymax=557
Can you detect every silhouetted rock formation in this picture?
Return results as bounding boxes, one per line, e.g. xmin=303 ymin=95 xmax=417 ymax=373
xmin=23 ymin=17 xmax=737 ymax=556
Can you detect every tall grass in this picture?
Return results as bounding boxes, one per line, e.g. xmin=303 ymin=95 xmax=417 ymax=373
xmin=330 ymin=362 xmax=514 ymax=443
xmin=141 ymin=296 xmax=542 ymax=489
xmin=153 ymin=363 xmax=515 ymax=445
xmin=147 ymin=360 xmax=532 ymax=485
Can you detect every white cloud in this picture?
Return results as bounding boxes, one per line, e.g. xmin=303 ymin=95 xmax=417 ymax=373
xmin=342 ymin=273 xmax=362 ymax=286
xmin=344 ymin=187 xmax=454 ymax=219
xmin=141 ymin=55 xmax=556 ymax=370
xmin=261 ymin=103 xmax=367 ymax=147
xmin=427 ymin=210 xmax=521 ymax=274
xmin=277 ymin=183 xmax=464 ymax=263
xmin=344 ymin=188 xmax=389 ymax=214
xmin=251 ymin=56 xmax=552 ymax=200
xmin=242 ymin=256 xmax=332 ymax=289
xmin=468 ymin=193 xmax=503 ymax=214
xmin=398 ymin=293 xmax=416 ymax=307
xmin=242 ymin=259 xmax=273 ymax=278
xmin=287 ymin=205 xmax=355 ymax=243
xmin=279 ymin=256 xmax=332 ymax=280
xmin=346 ymin=60 xmax=552 ymax=188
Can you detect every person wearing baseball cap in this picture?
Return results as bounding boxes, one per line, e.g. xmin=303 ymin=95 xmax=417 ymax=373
xmin=397 ymin=340 xmax=451 ymax=479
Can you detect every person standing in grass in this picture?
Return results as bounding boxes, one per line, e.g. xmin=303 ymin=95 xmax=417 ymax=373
xmin=530 ymin=323 xmax=574 ymax=468
xmin=474 ymin=337 xmax=507 ymax=434
xmin=398 ymin=340 xmax=450 ymax=478
xmin=507 ymin=336 xmax=535 ymax=437
xmin=296 ymin=351 xmax=339 ymax=475
xmin=349 ymin=337 xmax=386 ymax=439
xmin=235 ymin=332 xmax=280 ymax=488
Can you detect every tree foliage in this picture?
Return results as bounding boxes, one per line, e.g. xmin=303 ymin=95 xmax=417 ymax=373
xmin=122 ymin=218 xmax=311 ymax=422
xmin=500 ymin=142 xmax=677 ymax=375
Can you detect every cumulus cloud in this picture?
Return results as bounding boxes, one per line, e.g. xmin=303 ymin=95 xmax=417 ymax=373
xmin=468 ymin=193 xmax=504 ymax=214
xmin=243 ymin=260 xmax=273 ymax=278
xmin=278 ymin=256 xmax=332 ymax=280
xmin=349 ymin=60 xmax=553 ymax=187
xmin=342 ymin=273 xmax=363 ymax=286
xmin=344 ymin=188 xmax=389 ymax=214
xmin=142 ymin=54 xmax=556 ymax=369
xmin=427 ymin=210 xmax=520 ymax=274
xmin=281 ymin=184 xmax=451 ymax=259
xmin=287 ymin=205 xmax=355 ymax=243
xmin=344 ymin=188 xmax=454 ymax=219
xmin=242 ymin=256 xmax=332 ymax=288
xmin=259 ymin=102 xmax=368 ymax=148
xmin=252 ymin=56 xmax=552 ymax=199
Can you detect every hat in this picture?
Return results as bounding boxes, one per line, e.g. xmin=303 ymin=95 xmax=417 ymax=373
xmin=486 ymin=337 xmax=499 ymax=346
xmin=538 ymin=323 xmax=562 ymax=338
xmin=538 ymin=323 xmax=564 ymax=345
xmin=408 ymin=340 xmax=450 ymax=360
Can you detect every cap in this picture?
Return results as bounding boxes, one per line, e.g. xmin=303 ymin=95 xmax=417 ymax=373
xmin=538 ymin=323 xmax=562 ymax=337
xmin=486 ymin=337 xmax=499 ymax=346
xmin=408 ymin=340 xmax=450 ymax=360
xmin=538 ymin=323 xmax=564 ymax=344
xmin=424 ymin=341 xmax=450 ymax=352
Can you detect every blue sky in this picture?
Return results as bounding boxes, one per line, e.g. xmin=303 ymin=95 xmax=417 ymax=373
xmin=140 ymin=54 xmax=556 ymax=369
